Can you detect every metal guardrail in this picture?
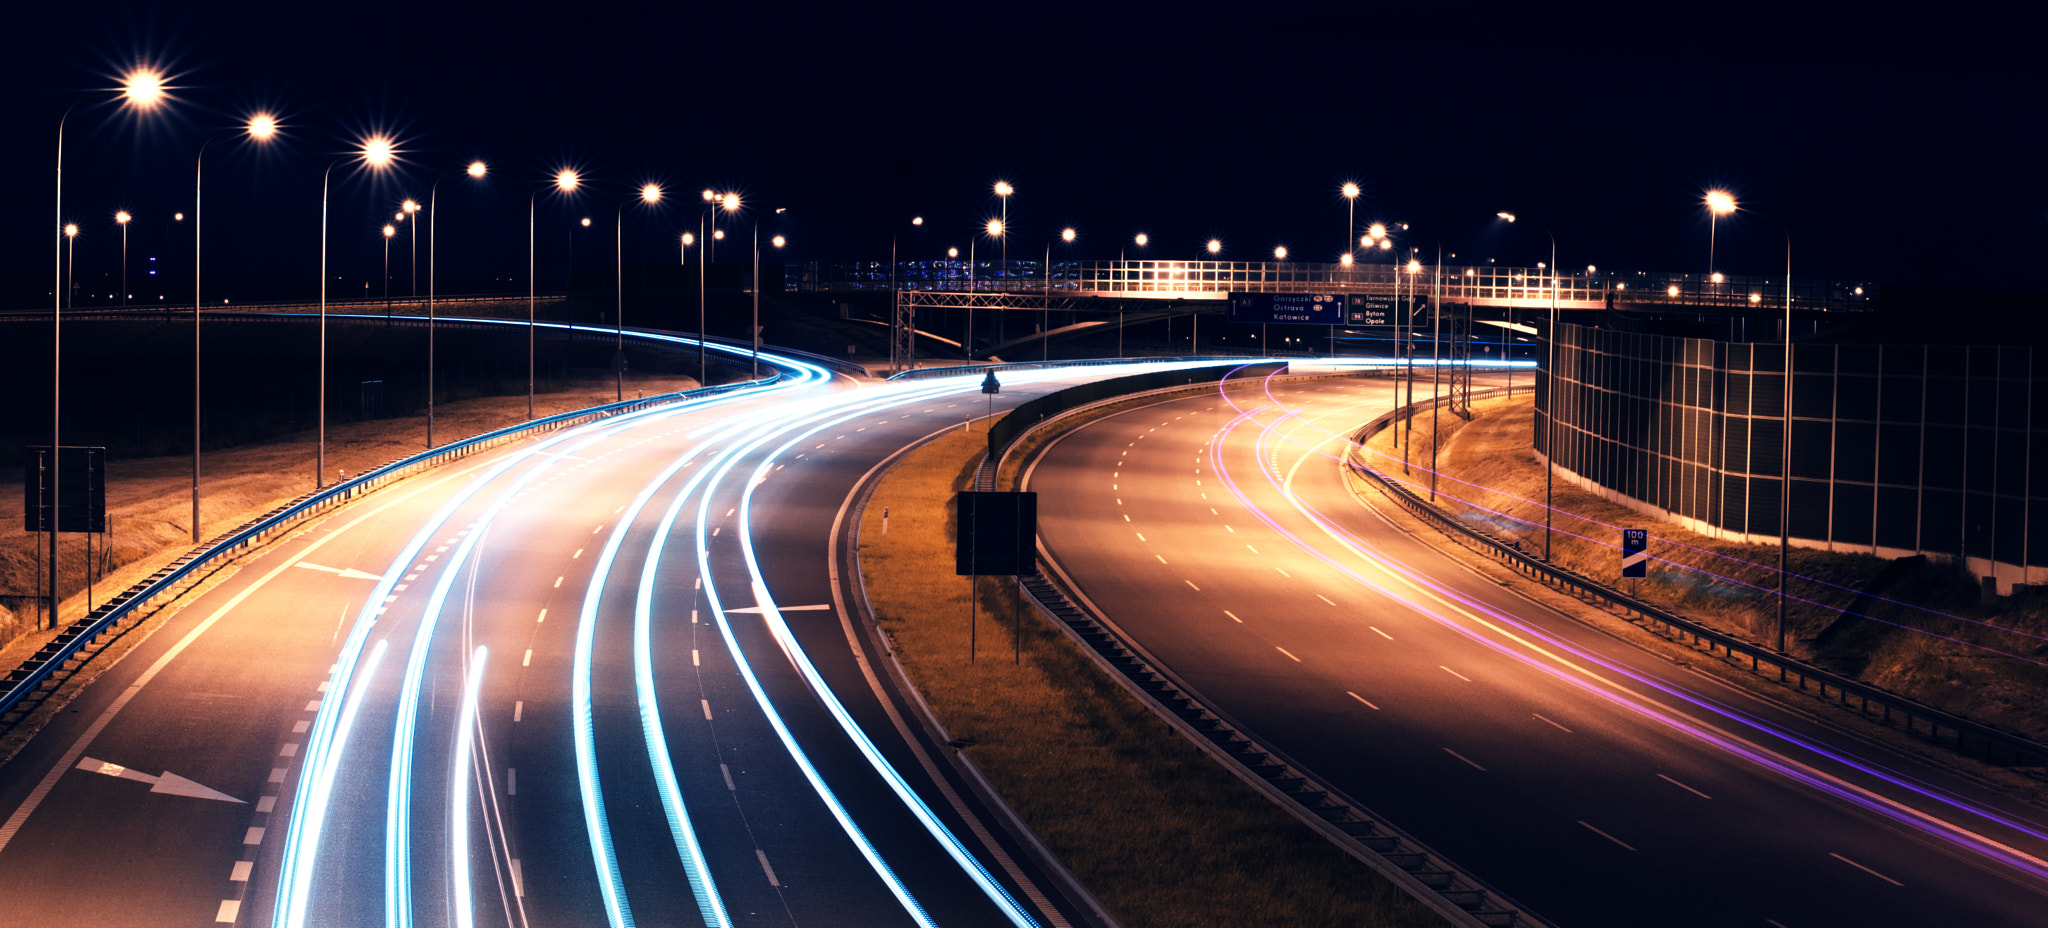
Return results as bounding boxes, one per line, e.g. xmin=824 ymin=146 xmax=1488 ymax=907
xmin=884 ymin=355 xmax=1227 ymax=383
xmin=0 ymin=340 xmax=792 ymax=729
xmin=1347 ymin=394 xmax=2048 ymax=770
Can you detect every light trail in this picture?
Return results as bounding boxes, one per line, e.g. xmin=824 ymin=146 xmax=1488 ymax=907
xmin=277 ymin=354 xmax=819 ymax=928
xmin=1196 ymin=373 xmax=2048 ymax=884
xmin=451 ymin=646 xmax=489 ymax=928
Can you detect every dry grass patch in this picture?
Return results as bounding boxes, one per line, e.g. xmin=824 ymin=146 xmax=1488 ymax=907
xmin=861 ymin=426 xmax=1444 ymax=928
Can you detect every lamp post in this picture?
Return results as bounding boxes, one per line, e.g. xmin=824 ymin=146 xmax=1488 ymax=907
xmin=424 ymin=160 xmax=487 ymax=447
xmin=47 ymin=70 xmax=162 ymax=626
xmin=401 ymin=198 xmax=420 ymax=301
xmin=697 ymin=192 xmax=740 ymax=386
xmin=1725 ymin=201 xmax=1794 ymax=652
xmin=1341 ymin=182 xmax=1359 ymax=258
xmin=318 ymin=136 xmax=400 ymax=488
xmin=115 ymin=211 xmax=131 ymax=306
xmin=994 ymin=180 xmax=1013 ymax=273
xmin=614 ymin=182 xmax=665 ymax=402
xmin=382 ymin=224 xmax=395 ymax=315
xmin=1705 ymin=189 xmax=1735 ymax=284
xmin=984 ymin=218 xmax=1004 ymax=345
xmin=529 ymin=168 xmax=579 ymax=419
xmin=1200 ymin=238 xmax=1223 ymax=354
xmin=759 ymin=221 xmax=785 ymax=379
xmin=1123 ymin=233 xmax=1147 ymax=356
xmin=1497 ymin=211 xmax=1558 ymax=559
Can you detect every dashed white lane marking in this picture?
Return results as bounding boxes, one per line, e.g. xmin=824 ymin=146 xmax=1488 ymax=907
xmin=757 ymin=849 xmax=781 ymax=886
xmin=511 ymin=859 xmax=525 ymax=897
xmin=514 ymin=701 xmax=523 ymax=722
xmin=554 ymin=576 xmax=564 ymax=588
xmin=522 ymin=650 xmax=533 ymax=667
xmin=693 ymin=650 xmax=701 ymax=667
xmin=1347 ymin=691 xmax=1380 ymax=710
xmin=1316 ymin=594 xmax=1336 ymax=605
xmin=1185 ymin=580 xmax=1201 ymax=591
xmin=1440 ymin=665 xmax=1471 ymax=682
xmin=721 ymin=764 xmax=737 ymax=790
xmin=1224 ymin=525 xmax=1234 ymax=533
xmin=592 ymin=524 xmax=604 ymax=534
xmin=292 ymin=720 xmax=309 ymax=734
xmin=243 ymin=826 xmax=265 ymax=845
xmin=1274 ymin=567 xmax=1290 ymax=578
xmin=1444 ymin=748 xmax=1486 ymax=771
xmin=278 ymin=744 xmax=298 ymax=757
xmin=255 ymin=796 xmax=275 ymax=813
xmin=215 ymin=900 xmax=241 ymax=923
xmin=1658 ymin=774 xmax=1712 ymax=800
xmin=537 ymin=608 xmax=547 ymax=623
xmin=572 ymin=548 xmax=584 ymax=559
xmin=702 ymin=700 xmax=714 ymax=721
xmin=1579 ymin=820 xmax=1636 ymax=851
xmin=303 ymin=700 xmax=321 ymax=711
xmin=1155 ymin=555 xmax=1168 ymax=564
xmin=1123 ymin=514 xmax=1130 ymax=521
xmin=1223 ymin=610 xmax=1243 ymax=623
xmin=1369 ymin=627 xmax=1393 ymax=640
xmin=1245 ymin=545 xmax=1260 ymax=554
xmin=229 ymin=860 xmax=253 ymax=882
xmin=507 ymin=768 xmax=517 ymax=795
xmin=1829 ymin=852 xmax=1902 ymax=885
xmin=1275 ymin=646 xmax=1301 ymax=663
xmin=1533 ymin=713 xmax=1572 ymax=733
xmin=268 ymin=767 xmax=287 ymax=784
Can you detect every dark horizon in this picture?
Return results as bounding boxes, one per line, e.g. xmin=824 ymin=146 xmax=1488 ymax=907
xmin=7 ymin=3 xmax=2043 ymax=311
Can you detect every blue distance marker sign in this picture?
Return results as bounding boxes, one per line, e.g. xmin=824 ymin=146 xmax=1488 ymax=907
xmin=1621 ymin=528 xmax=1648 ymax=578
xmin=1228 ymin=292 xmax=1346 ymax=325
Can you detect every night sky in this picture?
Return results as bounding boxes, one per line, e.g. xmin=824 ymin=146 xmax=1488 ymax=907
xmin=6 ymin=2 xmax=2041 ymax=307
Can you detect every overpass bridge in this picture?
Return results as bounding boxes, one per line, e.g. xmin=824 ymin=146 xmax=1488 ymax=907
xmin=789 ymin=258 xmax=1874 ymax=371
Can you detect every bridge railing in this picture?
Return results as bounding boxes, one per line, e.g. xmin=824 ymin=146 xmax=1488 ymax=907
xmin=793 ymin=260 xmax=1873 ymax=311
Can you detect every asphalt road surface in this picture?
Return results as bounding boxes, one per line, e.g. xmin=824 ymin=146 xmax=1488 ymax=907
xmin=0 ymin=351 xmax=1211 ymax=928
xmin=1026 ymin=368 xmax=2048 ymax=927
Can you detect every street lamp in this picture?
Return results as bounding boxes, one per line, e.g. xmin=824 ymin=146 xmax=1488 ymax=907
xmin=757 ymin=215 xmax=786 ymax=378
xmin=382 ymin=224 xmax=396 ymax=314
xmin=696 ymin=192 xmax=741 ymax=386
xmin=612 ymin=182 xmax=664 ymax=402
xmin=115 ymin=211 xmax=131 ymax=306
xmin=528 ymin=168 xmax=578 ymax=419
xmin=1705 ymin=189 xmax=1736 ymax=281
xmin=1342 ymin=182 xmax=1360 ymax=257
xmin=317 ymin=135 xmax=399 ymax=487
xmin=43 ymin=68 xmax=164 ymax=627
xmin=188 ymin=109 xmax=280 ymax=547
xmin=993 ymin=180 xmax=1013 ymax=271
xmin=1498 ymin=210 xmax=1559 ymax=559
xmin=422 ymin=160 xmax=488 ymax=447
xmin=400 ymin=198 xmax=420 ymax=300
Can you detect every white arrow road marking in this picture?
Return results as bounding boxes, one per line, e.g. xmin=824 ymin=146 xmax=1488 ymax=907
xmin=293 ymin=562 xmax=385 ymax=581
xmin=75 ymin=757 xmax=245 ymax=803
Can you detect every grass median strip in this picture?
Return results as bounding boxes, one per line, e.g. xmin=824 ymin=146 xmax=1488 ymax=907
xmin=860 ymin=425 xmax=1444 ymax=928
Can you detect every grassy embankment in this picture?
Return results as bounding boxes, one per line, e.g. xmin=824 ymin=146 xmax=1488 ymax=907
xmin=0 ymin=377 xmax=697 ymax=660
xmin=1363 ymin=394 xmax=2048 ymax=748
xmin=859 ymin=421 xmax=1444 ymax=928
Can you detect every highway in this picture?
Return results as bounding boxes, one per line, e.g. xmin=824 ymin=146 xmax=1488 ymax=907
xmin=0 ymin=348 xmax=1201 ymax=928
xmin=1025 ymin=368 xmax=2048 ymax=927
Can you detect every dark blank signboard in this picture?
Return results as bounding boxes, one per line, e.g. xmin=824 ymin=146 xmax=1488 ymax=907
xmin=955 ymin=491 xmax=1037 ymax=576
xmin=23 ymin=446 xmax=107 ymax=533
xmin=1228 ymin=293 xmax=1346 ymax=325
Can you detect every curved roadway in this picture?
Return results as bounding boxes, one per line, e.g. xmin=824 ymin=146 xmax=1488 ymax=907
xmin=1026 ymin=369 xmax=2048 ymax=927
xmin=0 ymin=349 xmax=1212 ymax=927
